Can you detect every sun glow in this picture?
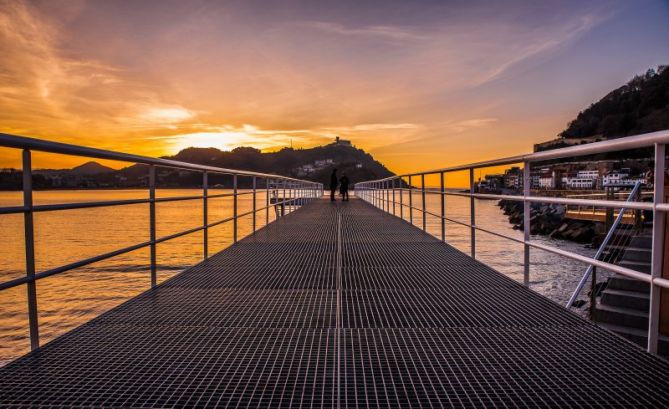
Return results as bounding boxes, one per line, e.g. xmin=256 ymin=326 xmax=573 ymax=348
xmin=169 ymin=132 xmax=256 ymax=152
xmin=139 ymin=107 xmax=195 ymax=124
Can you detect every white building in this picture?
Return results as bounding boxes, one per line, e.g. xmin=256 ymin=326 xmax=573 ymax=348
xmin=314 ymin=159 xmax=334 ymax=168
xmin=603 ymin=171 xmax=628 ymax=186
xmin=576 ymin=170 xmax=599 ymax=179
xmin=603 ymin=170 xmax=646 ymax=187
xmin=566 ymin=178 xmax=597 ymax=189
xmin=539 ymin=173 xmax=555 ymax=189
xmin=559 ymin=169 xmax=600 ymax=189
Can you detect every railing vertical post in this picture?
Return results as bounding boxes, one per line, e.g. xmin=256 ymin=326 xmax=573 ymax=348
xmin=282 ymin=179 xmax=286 ymax=216
xmin=523 ymin=161 xmax=531 ymax=286
xmin=22 ymin=149 xmax=39 ymax=350
xmin=379 ymin=181 xmax=382 ymax=209
xmin=387 ymin=180 xmax=391 ymax=213
xmin=149 ymin=165 xmax=156 ymax=287
xmin=440 ymin=171 xmax=445 ymax=242
xmin=392 ymin=178 xmax=396 ymax=216
xmin=373 ymin=182 xmax=376 ymax=207
xmin=408 ymin=176 xmax=413 ymax=225
xmin=266 ymin=178 xmax=270 ymax=226
xmin=589 ymin=266 xmax=597 ymax=319
xmin=648 ymin=142 xmax=665 ymax=353
xmin=252 ymin=176 xmax=257 ymax=233
xmin=380 ymin=181 xmax=383 ymax=210
xmin=469 ymin=168 xmax=475 ymax=259
xmin=421 ymin=174 xmax=426 ymax=231
xmin=203 ymin=171 xmax=208 ymax=260
xmin=399 ymin=178 xmax=404 ymax=220
xmin=233 ymin=174 xmax=238 ymax=243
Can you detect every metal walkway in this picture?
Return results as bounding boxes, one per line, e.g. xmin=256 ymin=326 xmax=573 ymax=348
xmin=1 ymin=198 xmax=669 ymax=408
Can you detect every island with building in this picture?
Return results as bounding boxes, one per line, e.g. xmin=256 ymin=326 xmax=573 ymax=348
xmin=0 ymin=136 xmax=392 ymax=190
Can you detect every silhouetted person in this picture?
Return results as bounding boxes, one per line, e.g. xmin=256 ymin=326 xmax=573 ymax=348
xmin=339 ymin=174 xmax=350 ymax=201
xmin=330 ymin=168 xmax=338 ymax=201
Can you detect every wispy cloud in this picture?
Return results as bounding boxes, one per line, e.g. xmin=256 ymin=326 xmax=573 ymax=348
xmin=323 ymin=123 xmax=419 ymax=132
xmin=0 ymin=2 xmax=193 ymax=143
xmin=137 ymin=106 xmax=197 ymax=124
xmin=469 ymin=14 xmax=613 ymax=86
xmin=447 ymin=118 xmax=498 ymax=133
xmin=307 ymin=21 xmax=427 ymax=41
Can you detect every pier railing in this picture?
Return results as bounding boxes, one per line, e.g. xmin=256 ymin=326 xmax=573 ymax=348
xmin=355 ymin=129 xmax=669 ymax=354
xmin=0 ymin=133 xmax=323 ymax=351
xmin=566 ymin=181 xmax=643 ymax=312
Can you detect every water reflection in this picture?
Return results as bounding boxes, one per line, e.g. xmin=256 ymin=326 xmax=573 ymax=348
xmin=0 ymin=189 xmax=276 ymax=365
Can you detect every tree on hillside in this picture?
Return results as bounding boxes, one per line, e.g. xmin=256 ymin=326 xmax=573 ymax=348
xmin=560 ymin=66 xmax=669 ymax=139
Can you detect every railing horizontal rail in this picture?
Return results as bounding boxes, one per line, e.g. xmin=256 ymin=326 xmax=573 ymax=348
xmin=355 ymin=129 xmax=669 ymax=354
xmin=0 ymin=133 xmax=310 ymax=182
xmin=366 ymin=187 xmax=654 ymax=210
xmin=0 ymin=206 xmax=28 ymax=215
xmin=33 ymin=241 xmax=152 ymax=284
xmin=0 ymin=276 xmax=31 ymax=292
xmin=207 ymin=216 xmax=236 ymax=229
xmin=154 ymin=195 xmax=208 ymax=203
xmin=34 ymin=198 xmax=151 ymax=212
xmin=371 ymin=129 xmax=669 ymax=180
xmin=0 ymin=191 xmax=269 ymax=215
xmin=0 ymin=132 xmax=323 ymax=352
xmin=154 ymin=226 xmax=205 ymax=245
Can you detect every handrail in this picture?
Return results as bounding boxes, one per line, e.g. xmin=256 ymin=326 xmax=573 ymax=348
xmin=0 ymin=133 xmax=311 ymax=182
xmin=366 ymin=129 xmax=669 ymax=180
xmin=354 ymin=129 xmax=669 ymax=354
xmin=565 ymin=181 xmax=643 ymax=309
xmin=0 ymin=133 xmax=324 ymax=351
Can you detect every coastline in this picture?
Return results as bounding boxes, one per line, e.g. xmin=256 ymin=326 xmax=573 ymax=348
xmin=498 ymin=199 xmax=600 ymax=244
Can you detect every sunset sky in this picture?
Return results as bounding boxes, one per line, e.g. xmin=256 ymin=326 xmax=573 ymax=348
xmin=0 ymin=0 xmax=668 ymax=174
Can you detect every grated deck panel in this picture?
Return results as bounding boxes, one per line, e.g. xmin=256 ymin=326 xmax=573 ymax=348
xmin=1 ymin=198 xmax=669 ymax=407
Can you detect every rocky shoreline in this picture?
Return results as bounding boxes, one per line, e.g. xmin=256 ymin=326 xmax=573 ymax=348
xmin=498 ymin=199 xmax=602 ymax=244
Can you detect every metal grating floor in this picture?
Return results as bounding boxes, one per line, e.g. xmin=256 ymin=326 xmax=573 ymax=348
xmin=1 ymin=198 xmax=669 ymax=407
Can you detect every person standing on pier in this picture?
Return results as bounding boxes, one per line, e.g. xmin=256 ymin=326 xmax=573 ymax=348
xmin=340 ymin=174 xmax=350 ymax=201
xmin=330 ymin=168 xmax=338 ymax=201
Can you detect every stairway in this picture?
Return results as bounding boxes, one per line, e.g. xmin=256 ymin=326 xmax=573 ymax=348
xmin=593 ymin=234 xmax=669 ymax=354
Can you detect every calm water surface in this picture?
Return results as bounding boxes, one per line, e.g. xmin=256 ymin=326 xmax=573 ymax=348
xmin=0 ymin=189 xmax=279 ymax=365
xmin=0 ymin=189 xmax=596 ymax=366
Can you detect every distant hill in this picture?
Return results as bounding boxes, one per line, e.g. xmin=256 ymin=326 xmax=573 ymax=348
xmin=561 ymin=66 xmax=669 ymax=140
xmin=0 ymin=141 xmax=394 ymax=189
xmin=71 ymin=161 xmax=115 ymax=175
xmin=126 ymin=141 xmax=394 ymax=188
xmin=535 ymin=66 xmax=669 ymax=153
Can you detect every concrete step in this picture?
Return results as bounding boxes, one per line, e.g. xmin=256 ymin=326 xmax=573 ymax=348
xmin=620 ymin=247 xmax=652 ymax=263
xmin=629 ymin=235 xmax=652 ymax=248
xmin=607 ymin=275 xmax=650 ymax=293
xmin=619 ymin=260 xmax=651 ymax=273
xmin=593 ymin=304 xmax=648 ymax=330
xmin=600 ymin=288 xmax=649 ymax=311
xmin=598 ymin=323 xmax=669 ymax=356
